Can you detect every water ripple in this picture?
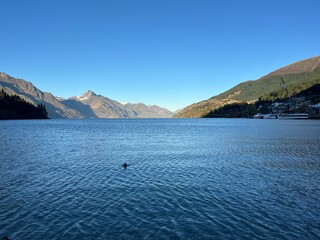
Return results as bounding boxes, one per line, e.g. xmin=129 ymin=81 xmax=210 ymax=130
xmin=0 ymin=119 xmax=320 ymax=239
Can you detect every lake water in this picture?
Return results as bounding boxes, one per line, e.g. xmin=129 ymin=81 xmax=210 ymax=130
xmin=1 ymin=119 xmax=320 ymax=239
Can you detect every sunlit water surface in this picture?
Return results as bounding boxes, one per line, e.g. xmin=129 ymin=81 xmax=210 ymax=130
xmin=1 ymin=119 xmax=320 ymax=239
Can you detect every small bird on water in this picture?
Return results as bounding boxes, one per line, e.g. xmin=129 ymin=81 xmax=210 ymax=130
xmin=123 ymin=162 xmax=129 ymax=169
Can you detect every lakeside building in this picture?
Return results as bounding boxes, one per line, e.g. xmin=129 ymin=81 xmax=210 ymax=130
xmin=309 ymin=103 xmax=320 ymax=118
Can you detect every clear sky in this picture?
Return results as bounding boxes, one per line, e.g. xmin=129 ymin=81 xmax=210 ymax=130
xmin=1 ymin=0 xmax=319 ymax=111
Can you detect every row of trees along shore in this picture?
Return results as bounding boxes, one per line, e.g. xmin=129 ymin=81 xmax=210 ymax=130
xmin=0 ymin=89 xmax=48 ymax=119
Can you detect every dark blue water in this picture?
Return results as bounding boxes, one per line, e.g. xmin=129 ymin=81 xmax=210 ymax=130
xmin=1 ymin=119 xmax=320 ymax=239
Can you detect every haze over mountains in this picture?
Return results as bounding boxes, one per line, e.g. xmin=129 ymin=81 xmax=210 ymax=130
xmin=174 ymin=56 xmax=320 ymax=118
xmin=0 ymin=73 xmax=173 ymax=118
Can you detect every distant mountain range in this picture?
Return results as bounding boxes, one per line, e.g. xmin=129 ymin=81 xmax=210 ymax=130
xmin=2 ymin=55 xmax=320 ymax=119
xmin=174 ymin=56 xmax=320 ymax=118
xmin=0 ymin=73 xmax=173 ymax=118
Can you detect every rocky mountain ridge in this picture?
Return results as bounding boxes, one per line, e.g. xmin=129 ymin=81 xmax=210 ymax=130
xmin=0 ymin=73 xmax=173 ymax=118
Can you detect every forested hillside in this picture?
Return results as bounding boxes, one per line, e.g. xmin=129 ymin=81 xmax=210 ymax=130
xmin=175 ymin=56 xmax=320 ymax=118
xmin=0 ymin=89 xmax=48 ymax=119
xmin=204 ymin=83 xmax=320 ymax=118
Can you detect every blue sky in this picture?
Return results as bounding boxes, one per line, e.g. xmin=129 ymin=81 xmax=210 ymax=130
xmin=1 ymin=0 xmax=319 ymax=111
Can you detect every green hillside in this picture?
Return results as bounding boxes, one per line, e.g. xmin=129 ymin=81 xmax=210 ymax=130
xmin=174 ymin=56 xmax=320 ymax=118
xmin=215 ymin=71 xmax=320 ymax=102
xmin=204 ymin=83 xmax=320 ymax=118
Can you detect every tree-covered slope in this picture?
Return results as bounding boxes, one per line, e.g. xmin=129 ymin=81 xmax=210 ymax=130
xmin=216 ymin=71 xmax=320 ymax=102
xmin=0 ymin=89 xmax=48 ymax=119
xmin=204 ymin=83 xmax=320 ymax=118
xmin=0 ymin=72 xmax=84 ymax=118
xmin=174 ymin=56 xmax=320 ymax=118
